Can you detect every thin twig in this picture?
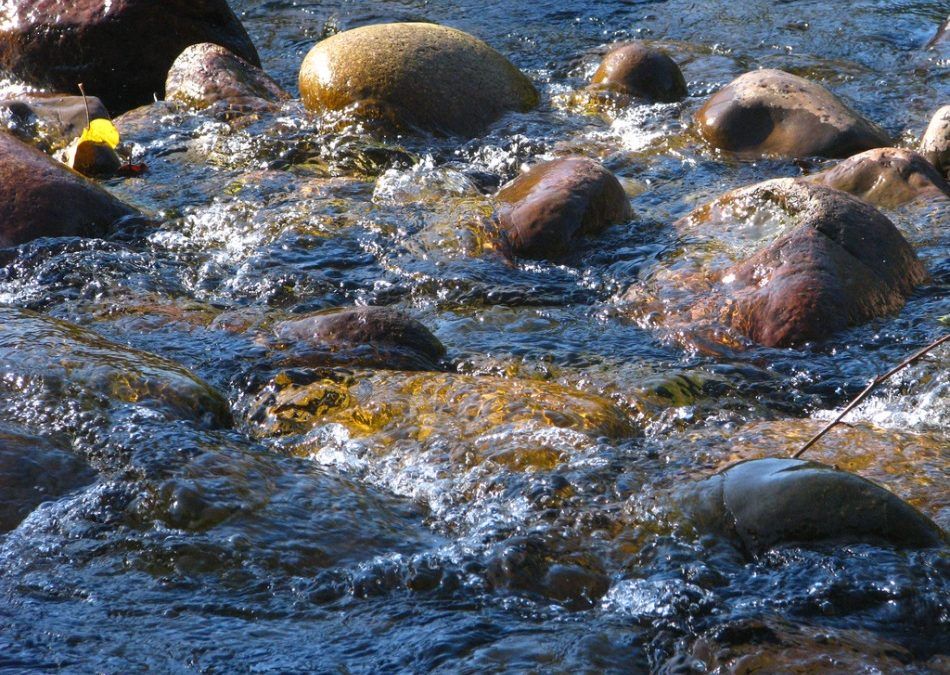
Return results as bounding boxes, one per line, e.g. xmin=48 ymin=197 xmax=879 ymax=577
xmin=793 ymin=332 xmax=950 ymax=459
xmin=78 ymin=83 xmax=90 ymax=128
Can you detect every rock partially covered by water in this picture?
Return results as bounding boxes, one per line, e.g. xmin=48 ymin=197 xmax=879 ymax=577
xmin=682 ymin=179 xmax=927 ymax=347
xmin=681 ymin=458 xmax=944 ymax=554
xmin=0 ymin=424 xmax=95 ymax=532
xmin=806 ymin=147 xmax=950 ymax=207
xmin=0 ymin=94 xmax=110 ymax=151
xmin=0 ymin=0 xmax=260 ymax=114
xmin=299 ymin=22 xmax=539 ymax=137
xmin=696 ymin=69 xmax=890 ymax=158
xmin=589 ymin=42 xmax=687 ymax=103
xmin=0 ymin=131 xmax=143 ymax=247
xmin=269 ymin=306 xmax=446 ymax=371
xmin=495 ymin=157 xmax=631 ymax=259
xmin=920 ymin=106 xmax=950 ymax=177
xmin=166 ymin=43 xmax=289 ymax=111
xmin=0 ymin=308 xmax=231 ymax=429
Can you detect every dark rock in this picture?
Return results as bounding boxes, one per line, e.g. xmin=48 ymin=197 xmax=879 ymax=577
xmin=682 ymin=179 xmax=927 ymax=347
xmin=299 ymin=22 xmax=538 ymax=137
xmin=0 ymin=424 xmax=95 ymax=532
xmin=696 ymin=69 xmax=891 ymax=158
xmin=680 ymin=457 xmax=944 ymax=554
xmin=495 ymin=157 xmax=631 ymax=259
xmin=0 ymin=130 xmax=143 ymax=247
xmin=166 ymin=43 xmax=289 ymax=110
xmin=0 ymin=0 xmax=260 ymax=114
xmin=0 ymin=94 xmax=110 ymax=151
xmin=269 ymin=306 xmax=446 ymax=371
xmin=925 ymin=15 xmax=949 ymax=49
xmin=920 ymin=105 xmax=950 ymax=177
xmin=589 ymin=42 xmax=687 ymax=103
xmin=805 ymin=147 xmax=950 ymax=207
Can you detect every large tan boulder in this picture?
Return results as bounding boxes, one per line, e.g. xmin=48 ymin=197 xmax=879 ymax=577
xmin=696 ymin=69 xmax=890 ymax=158
xmin=0 ymin=0 xmax=260 ymax=114
xmin=919 ymin=105 xmax=950 ymax=177
xmin=299 ymin=22 xmax=539 ymax=137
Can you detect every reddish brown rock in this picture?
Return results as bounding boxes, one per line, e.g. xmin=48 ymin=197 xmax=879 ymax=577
xmin=696 ymin=69 xmax=891 ymax=159
xmin=684 ymin=179 xmax=927 ymax=347
xmin=589 ymin=42 xmax=687 ymax=103
xmin=166 ymin=43 xmax=288 ymax=110
xmin=0 ymin=0 xmax=260 ymax=114
xmin=805 ymin=147 xmax=950 ymax=207
xmin=919 ymin=105 xmax=950 ymax=177
xmin=495 ymin=157 xmax=631 ymax=259
xmin=270 ymin=306 xmax=446 ymax=371
xmin=0 ymin=131 xmax=143 ymax=247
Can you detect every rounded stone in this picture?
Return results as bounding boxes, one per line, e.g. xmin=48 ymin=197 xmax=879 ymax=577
xmin=0 ymin=130 xmax=144 ymax=247
xmin=495 ymin=156 xmax=631 ymax=259
xmin=681 ymin=458 xmax=944 ymax=554
xmin=299 ymin=22 xmax=539 ymax=137
xmin=166 ymin=43 xmax=289 ymax=110
xmin=696 ymin=69 xmax=891 ymax=158
xmin=0 ymin=94 xmax=110 ymax=151
xmin=590 ymin=42 xmax=687 ymax=103
xmin=0 ymin=0 xmax=260 ymax=114
xmin=919 ymin=105 xmax=950 ymax=177
xmin=806 ymin=147 xmax=950 ymax=207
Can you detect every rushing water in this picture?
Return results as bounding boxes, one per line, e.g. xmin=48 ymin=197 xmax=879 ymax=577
xmin=0 ymin=0 xmax=948 ymax=672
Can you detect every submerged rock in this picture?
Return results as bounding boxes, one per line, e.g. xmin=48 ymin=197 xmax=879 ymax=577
xmin=680 ymin=457 xmax=944 ymax=554
xmin=805 ymin=147 xmax=950 ymax=207
xmin=495 ymin=157 xmax=631 ymax=259
xmin=299 ymin=22 xmax=539 ymax=137
xmin=589 ymin=42 xmax=687 ymax=103
xmin=679 ymin=179 xmax=927 ymax=347
xmin=920 ymin=105 xmax=950 ymax=177
xmin=0 ymin=94 xmax=110 ymax=151
xmin=166 ymin=43 xmax=289 ymax=111
xmin=0 ymin=424 xmax=95 ymax=532
xmin=0 ymin=131 xmax=143 ymax=247
xmin=696 ymin=69 xmax=890 ymax=158
xmin=268 ymin=306 xmax=446 ymax=371
xmin=0 ymin=0 xmax=260 ymax=114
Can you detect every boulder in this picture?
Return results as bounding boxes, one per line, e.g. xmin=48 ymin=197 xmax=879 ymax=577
xmin=0 ymin=0 xmax=260 ymax=114
xmin=166 ymin=43 xmax=289 ymax=110
xmin=681 ymin=179 xmax=927 ymax=347
xmin=268 ymin=306 xmax=446 ymax=371
xmin=299 ymin=22 xmax=539 ymax=137
xmin=805 ymin=147 xmax=950 ymax=207
xmin=495 ymin=157 xmax=631 ymax=259
xmin=919 ymin=105 xmax=950 ymax=177
xmin=0 ymin=94 xmax=110 ymax=151
xmin=680 ymin=458 xmax=944 ymax=554
xmin=0 ymin=424 xmax=95 ymax=532
xmin=589 ymin=42 xmax=687 ymax=103
xmin=0 ymin=131 xmax=144 ymax=247
xmin=696 ymin=69 xmax=891 ymax=158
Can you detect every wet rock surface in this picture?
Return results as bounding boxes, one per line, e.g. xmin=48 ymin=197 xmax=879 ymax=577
xmin=920 ymin=105 xmax=950 ymax=177
xmin=0 ymin=94 xmax=110 ymax=151
xmin=589 ymin=42 xmax=687 ymax=103
xmin=696 ymin=69 xmax=891 ymax=158
xmin=166 ymin=43 xmax=288 ymax=111
xmin=495 ymin=157 xmax=631 ymax=258
xmin=299 ymin=22 xmax=539 ymax=136
xmin=0 ymin=131 xmax=143 ymax=247
xmin=0 ymin=0 xmax=260 ymax=114
xmin=805 ymin=147 xmax=950 ymax=207
xmin=680 ymin=457 xmax=944 ymax=554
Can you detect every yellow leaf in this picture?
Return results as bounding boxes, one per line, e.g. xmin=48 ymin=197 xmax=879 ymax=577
xmin=79 ymin=118 xmax=120 ymax=149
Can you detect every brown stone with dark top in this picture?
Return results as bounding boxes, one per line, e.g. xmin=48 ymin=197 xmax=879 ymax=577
xmin=495 ymin=157 xmax=631 ymax=259
xmin=0 ymin=0 xmax=260 ymax=114
xmin=299 ymin=22 xmax=538 ymax=137
xmin=696 ymin=69 xmax=890 ymax=158
xmin=590 ymin=42 xmax=687 ymax=103
xmin=166 ymin=43 xmax=288 ymax=110
xmin=0 ymin=131 xmax=143 ymax=247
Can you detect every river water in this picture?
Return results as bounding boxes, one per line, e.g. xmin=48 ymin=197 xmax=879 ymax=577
xmin=0 ymin=0 xmax=947 ymax=672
